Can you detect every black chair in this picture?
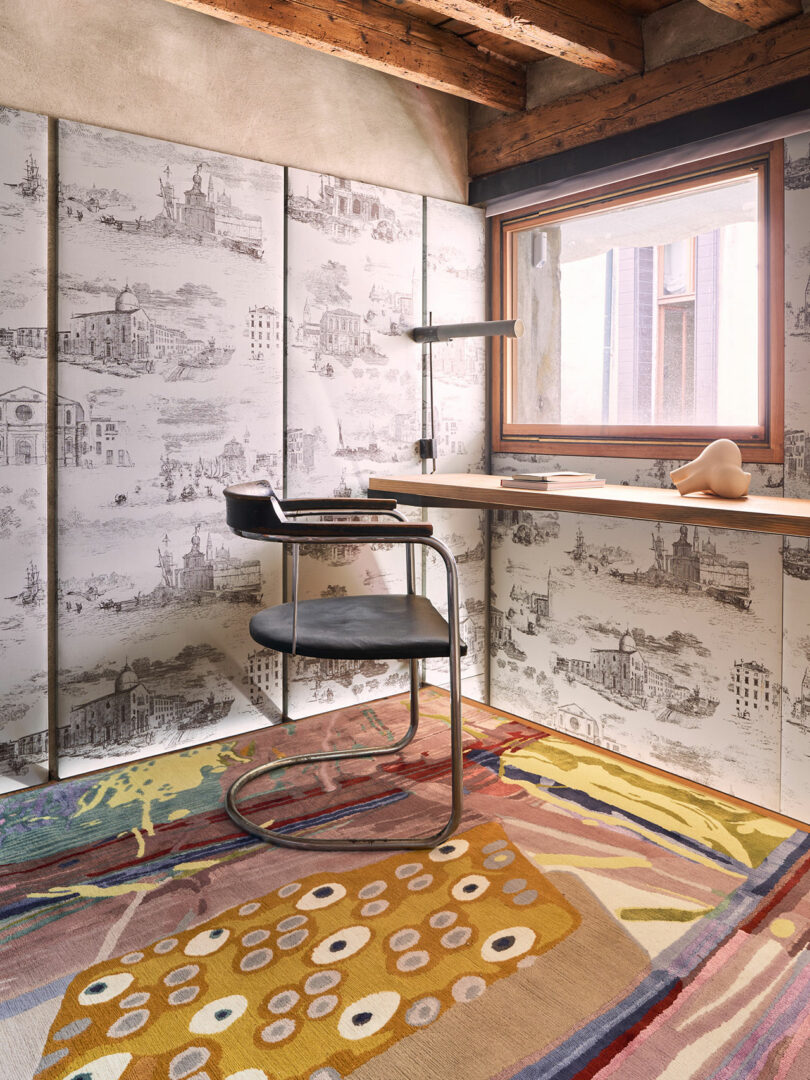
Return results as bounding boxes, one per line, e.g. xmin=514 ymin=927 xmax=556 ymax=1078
xmin=223 ymin=480 xmax=466 ymax=851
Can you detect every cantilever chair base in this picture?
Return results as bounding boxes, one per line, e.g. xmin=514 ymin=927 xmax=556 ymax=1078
xmin=225 ymin=661 xmax=464 ymax=851
xmin=222 ymin=482 xmax=465 ymax=852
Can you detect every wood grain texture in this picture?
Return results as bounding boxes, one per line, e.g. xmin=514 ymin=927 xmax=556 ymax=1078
xmin=696 ymin=0 xmax=802 ymax=30
xmin=367 ymin=473 xmax=810 ymax=536
xmin=400 ymin=0 xmax=643 ymax=74
xmin=163 ymin=0 xmax=526 ymax=111
xmin=469 ymin=12 xmax=810 ymax=173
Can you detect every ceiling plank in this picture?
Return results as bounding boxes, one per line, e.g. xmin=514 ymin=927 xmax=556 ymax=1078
xmin=164 ymin=0 xmax=526 ymax=111
xmin=469 ymin=12 xmax=810 ymax=175
xmin=404 ymin=0 xmax=643 ymax=75
xmin=695 ymin=0 xmax=802 ymax=30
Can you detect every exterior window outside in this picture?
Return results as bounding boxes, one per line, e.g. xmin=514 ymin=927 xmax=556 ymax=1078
xmin=492 ymin=144 xmax=783 ymax=460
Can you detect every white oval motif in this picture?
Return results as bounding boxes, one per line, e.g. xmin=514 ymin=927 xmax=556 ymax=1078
xmin=311 ymin=925 xmax=371 ymax=965
xmin=295 ymin=882 xmax=346 ymax=911
xmin=451 ymin=874 xmax=490 ymax=902
xmin=480 ymin=926 xmax=536 ymax=963
xmin=337 ymin=991 xmax=401 ymax=1041
xmin=189 ymin=994 xmax=248 ymax=1034
xmin=184 ymin=927 xmax=230 ymax=956
xmin=429 ymin=838 xmax=470 ymax=862
xmin=77 ymin=973 xmax=134 ymax=1006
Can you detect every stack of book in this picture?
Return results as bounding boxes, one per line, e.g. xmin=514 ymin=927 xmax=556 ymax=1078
xmin=500 ymin=471 xmax=606 ymax=491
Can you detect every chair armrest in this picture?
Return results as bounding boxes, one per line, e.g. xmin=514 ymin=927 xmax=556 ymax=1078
xmin=238 ymin=520 xmax=433 ymax=540
xmin=281 ymin=497 xmax=397 ymax=513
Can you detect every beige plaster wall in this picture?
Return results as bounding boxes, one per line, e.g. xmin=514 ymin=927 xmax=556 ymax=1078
xmin=0 ymin=0 xmax=469 ymax=203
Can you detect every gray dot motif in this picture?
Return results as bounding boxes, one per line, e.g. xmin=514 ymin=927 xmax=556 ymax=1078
xmin=164 ymin=965 xmax=200 ymax=986
xmin=405 ymin=996 xmax=442 ymax=1027
xmin=429 ymin=910 xmax=457 ymax=929
xmin=502 ymin=878 xmax=527 ymax=894
xmin=407 ymin=874 xmax=434 ymax=892
xmin=305 ymin=970 xmax=342 ymax=995
xmin=119 ymin=992 xmax=150 ymax=1009
xmin=261 ymin=1018 xmax=296 ymax=1043
xmin=482 ymin=839 xmax=508 ymax=854
xmin=484 ymin=850 xmax=515 ymax=870
xmin=242 ymin=929 xmax=270 ymax=947
xmin=268 ymin=990 xmax=300 ymax=1014
xmin=396 ymin=950 xmax=430 ymax=972
xmin=278 ymin=928 xmax=308 ymax=950
xmin=513 ymin=889 xmax=538 ymax=906
xmin=361 ymin=899 xmax=389 ymax=917
xmin=168 ymin=986 xmax=200 ymax=1006
xmin=52 ymin=1017 xmax=91 ymax=1042
xmin=277 ymin=914 xmax=308 ymax=932
xmin=106 ymin=1008 xmax=150 ymax=1039
xmin=388 ymin=928 xmax=420 ymax=952
xmin=452 ymin=975 xmax=487 ymax=1003
xmin=169 ymin=1045 xmax=210 ymax=1079
xmin=395 ymin=862 xmax=422 ymax=879
xmin=441 ymin=926 xmax=472 ymax=949
xmin=241 ymin=948 xmax=273 ymax=971
xmin=307 ymin=994 xmax=339 ymax=1018
xmin=34 ymin=1049 xmax=68 ymax=1074
xmin=357 ymin=880 xmax=387 ymax=900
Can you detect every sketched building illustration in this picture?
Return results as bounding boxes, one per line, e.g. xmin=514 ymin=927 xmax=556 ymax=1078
xmin=247 ymin=305 xmax=281 ymax=357
xmin=733 ymin=660 xmax=777 ymax=721
xmin=289 ymin=174 xmax=397 ymax=239
xmin=556 ymin=629 xmax=690 ymax=707
xmin=156 ymin=164 xmax=263 ymax=256
xmin=158 ymin=526 xmax=262 ymax=598
xmin=246 ymin=648 xmax=281 ymax=706
xmin=61 ymin=284 xmax=187 ymax=368
xmin=0 ymin=386 xmax=130 ymax=467
xmin=57 ymin=661 xmax=183 ymax=753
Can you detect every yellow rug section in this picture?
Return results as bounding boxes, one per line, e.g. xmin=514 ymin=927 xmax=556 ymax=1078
xmin=37 ymin=822 xmax=579 ymax=1080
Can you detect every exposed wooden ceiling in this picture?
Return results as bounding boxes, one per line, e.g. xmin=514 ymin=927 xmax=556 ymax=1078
xmin=166 ymin=0 xmax=808 ymax=175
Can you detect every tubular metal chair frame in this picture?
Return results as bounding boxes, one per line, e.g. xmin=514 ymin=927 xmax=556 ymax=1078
xmin=225 ymin=499 xmax=463 ymax=851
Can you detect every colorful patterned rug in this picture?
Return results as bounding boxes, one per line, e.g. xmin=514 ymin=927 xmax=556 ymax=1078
xmin=2 ymin=687 xmax=809 ymax=1080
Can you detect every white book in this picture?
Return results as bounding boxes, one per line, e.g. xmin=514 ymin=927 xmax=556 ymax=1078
xmin=501 ymin=477 xmax=606 ymax=491
xmin=510 ymin=470 xmax=597 ymax=482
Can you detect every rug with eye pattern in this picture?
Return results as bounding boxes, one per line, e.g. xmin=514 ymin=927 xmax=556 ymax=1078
xmin=2 ymin=687 xmax=810 ymax=1080
xmin=34 ymin=823 xmax=580 ymax=1080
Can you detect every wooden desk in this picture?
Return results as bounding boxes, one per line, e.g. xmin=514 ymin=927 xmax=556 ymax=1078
xmin=367 ymin=472 xmax=810 ymax=538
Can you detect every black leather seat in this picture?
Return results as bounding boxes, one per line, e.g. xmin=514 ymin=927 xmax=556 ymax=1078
xmin=250 ymin=594 xmax=468 ymax=660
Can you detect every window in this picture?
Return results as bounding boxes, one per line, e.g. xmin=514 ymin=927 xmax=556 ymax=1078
xmin=491 ymin=143 xmax=784 ymax=461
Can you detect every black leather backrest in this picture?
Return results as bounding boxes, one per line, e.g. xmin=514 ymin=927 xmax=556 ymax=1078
xmin=224 ymin=480 xmax=288 ymax=535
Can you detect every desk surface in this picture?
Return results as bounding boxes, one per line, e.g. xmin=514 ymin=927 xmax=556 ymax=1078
xmin=367 ymin=472 xmax=810 ymax=538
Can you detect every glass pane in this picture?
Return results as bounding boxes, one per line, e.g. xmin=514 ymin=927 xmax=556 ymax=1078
xmin=509 ymin=173 xmax=760 ymax=429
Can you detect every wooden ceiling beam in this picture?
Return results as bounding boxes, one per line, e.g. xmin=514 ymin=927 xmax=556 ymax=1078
xmin=695 ymin=0 xmax=802 ymax=30
xmin=163 ymin=0 xmax=526 ymax=112
xmin=406 ymin=0 xmax=643 ymax=75
xmin=469 ymin=12 xmax=810 ymax=176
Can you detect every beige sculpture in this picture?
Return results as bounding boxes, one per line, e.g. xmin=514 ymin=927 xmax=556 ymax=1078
xmin=670 ymin=439 xmax=751 ymax=498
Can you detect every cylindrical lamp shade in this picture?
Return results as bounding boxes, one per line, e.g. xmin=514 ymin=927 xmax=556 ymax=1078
xmin=411 ymin=318 xmax=524 ymax=344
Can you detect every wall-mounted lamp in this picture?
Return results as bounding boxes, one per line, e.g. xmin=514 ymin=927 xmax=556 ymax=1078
xmin=410 ymin=316 xmax=524 ymax=472
xmin=411 ymin=318 xmax=524 ymax=344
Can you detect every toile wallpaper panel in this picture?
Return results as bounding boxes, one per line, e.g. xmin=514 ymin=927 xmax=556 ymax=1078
xmin=55 ymin=121 xmax=284 ymax=777
xmin=423 ymin=198 xmax=488 ymax=699
xmin=780 ymin=131 xmax=810 ymax=818
xmin=0 ymin=107 xmax=49 ymax=792
xmin=490 ymin=511 xmax=784 ymax=806
xmin=285 ymin=169 xmax=423 ymax=719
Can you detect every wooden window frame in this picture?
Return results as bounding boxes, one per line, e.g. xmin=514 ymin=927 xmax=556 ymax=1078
xmin=490 ymin=142 xmax=784 ymax=462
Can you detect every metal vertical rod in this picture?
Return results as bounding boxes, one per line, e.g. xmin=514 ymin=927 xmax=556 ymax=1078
xmin=290 ymin=544 xmax=299 ymax=655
